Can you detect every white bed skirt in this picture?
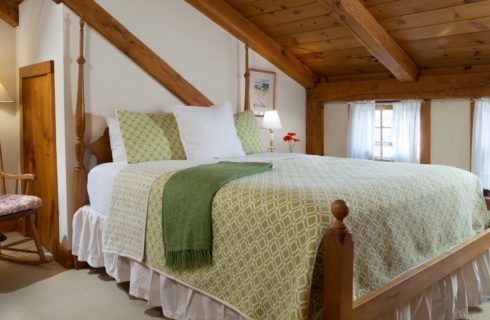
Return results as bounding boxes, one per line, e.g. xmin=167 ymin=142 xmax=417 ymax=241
xmin=72 ymin=205 xmax=490 ymax=320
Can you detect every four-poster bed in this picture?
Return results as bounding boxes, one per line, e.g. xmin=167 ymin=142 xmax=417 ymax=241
xmin=71 ymin=18 xmax=490 ymax=320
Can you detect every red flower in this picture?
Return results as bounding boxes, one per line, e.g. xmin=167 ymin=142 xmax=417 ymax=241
xmin=287 ymin=132 xmax=296 ymax=136
xmin=293 ymin=138 xmax=300 ymax=142
xmin=283 ymin=135 xmax=293 ymax=142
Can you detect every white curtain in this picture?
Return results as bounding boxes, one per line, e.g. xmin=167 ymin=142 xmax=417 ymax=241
xmin=347 ymin=101 xmax=376 ymax=159
xmin=472 ymin=98 xmax=490 ymax=190
xmin=392 ymin=100 xmax=421 ymax=163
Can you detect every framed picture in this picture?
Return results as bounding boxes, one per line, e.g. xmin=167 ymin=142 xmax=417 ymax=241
xmin=248 ymin=69 xmax=276 ymax=116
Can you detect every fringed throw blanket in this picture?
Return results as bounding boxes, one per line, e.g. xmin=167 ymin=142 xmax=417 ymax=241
xmin=104 ymin=155 xmax=488 ymax=319
xmin=163 ymin=161 xmax=273 ymax=269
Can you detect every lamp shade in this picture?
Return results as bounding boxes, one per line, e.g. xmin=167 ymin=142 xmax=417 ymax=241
xmin=262 ymin=110 xmax=282 ymax=129
xmin=0 ymin=82 xmax=13 ymax=103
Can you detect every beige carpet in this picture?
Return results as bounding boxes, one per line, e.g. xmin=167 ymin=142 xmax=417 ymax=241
xmin=1 ymin=232 xmax=490 ymax=320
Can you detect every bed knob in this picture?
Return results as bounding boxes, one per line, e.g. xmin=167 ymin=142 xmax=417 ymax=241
xmin=330 ymin=199 xmax=350 ymax=231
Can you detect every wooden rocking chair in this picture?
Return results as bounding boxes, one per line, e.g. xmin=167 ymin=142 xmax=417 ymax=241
xmin=0 ymin=170 xmax=51 ymax=265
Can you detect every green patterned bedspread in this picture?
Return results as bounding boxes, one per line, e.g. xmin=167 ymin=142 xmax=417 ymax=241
xmin=104 ymin=154 xmax=488 ymax=320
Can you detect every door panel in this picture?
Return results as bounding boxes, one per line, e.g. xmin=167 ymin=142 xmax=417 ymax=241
xmin=20 ymin=61 xmax=58 ymax=253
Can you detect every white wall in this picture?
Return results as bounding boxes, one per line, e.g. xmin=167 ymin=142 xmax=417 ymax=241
xmin=0 ymin=19 xmax=18 ymax=192
xmin=324 ymin=100 xmax=472 ymax=171
xmin=431 ymin=99 xmax=471 ymax=170
xmin=324 ymin=102 xmax=348 ymax=158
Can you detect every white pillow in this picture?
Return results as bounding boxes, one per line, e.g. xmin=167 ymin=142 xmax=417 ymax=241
xmin=173 ymin=102 xmax=245 ymax=160
xmin=103 ymin=111 xmax=127 ymax=163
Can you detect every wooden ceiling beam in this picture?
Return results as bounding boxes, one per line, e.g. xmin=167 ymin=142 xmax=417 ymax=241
xmin=186 ymin=0 xmax=319 ymax=88
xmin=53 ymin=0 xmax=212 ymax=106
xmin=309 ymin=71 xmax=490 ymax=101
xmin=0 ymin=0 xmax=20 ymax=27
xmin=318 ymin=0 xmax=419 ymax=82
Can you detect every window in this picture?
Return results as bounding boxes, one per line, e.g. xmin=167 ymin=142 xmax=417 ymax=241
xmin=374 ymin=105 xmax=393 ymax=161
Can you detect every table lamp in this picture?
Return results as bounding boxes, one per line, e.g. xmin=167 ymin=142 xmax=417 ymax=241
xmin=262 ymin=110 xmax=282 ymax=152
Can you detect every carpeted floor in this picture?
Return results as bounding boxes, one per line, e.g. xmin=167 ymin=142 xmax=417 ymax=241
xmin=1 ymin=232 xmax=490 ymax=320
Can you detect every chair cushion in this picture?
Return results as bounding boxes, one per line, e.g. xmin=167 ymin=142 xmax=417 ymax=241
xmin=0 ymin=194 xmax=42 ymax=216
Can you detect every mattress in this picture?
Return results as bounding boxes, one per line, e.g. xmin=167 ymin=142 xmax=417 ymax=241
xmin=87 ymin=161 xmax=127 ymax=215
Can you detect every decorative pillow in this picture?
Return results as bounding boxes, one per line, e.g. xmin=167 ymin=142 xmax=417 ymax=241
xmin=116 ymin=110 xmax=186 ymax=163
xmin=234 ymin=110 xmax=265 ymax=154
xmin=173 ymin=102 xmax=245 ymax=160
xmin=103 ymin=111 xmax=127 ymax=163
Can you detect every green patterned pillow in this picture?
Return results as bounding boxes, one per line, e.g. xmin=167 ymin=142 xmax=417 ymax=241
xmin=116 ymin=110 xmax=186 ymax=163
xmin=234 ymin=110 xmax=265 ymax=154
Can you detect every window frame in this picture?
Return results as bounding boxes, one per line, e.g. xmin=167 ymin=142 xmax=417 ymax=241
xmin=374 ymin=104 xmax=393 ymax=162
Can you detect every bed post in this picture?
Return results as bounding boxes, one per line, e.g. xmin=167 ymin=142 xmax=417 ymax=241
xmin=324 ymin=200 xmax=353 ymax=320
xmin=74 ymin=19 xmax=87 ymax=212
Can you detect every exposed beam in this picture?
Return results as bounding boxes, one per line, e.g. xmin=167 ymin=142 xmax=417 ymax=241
xmin=53 ymin=0 xmax=212 ymax=106
xmin=310 ymin=71 xmax=490 ymax=101
xmin=318 ymin=0 xmax=419 ymax=82
xmin=186 ymin=0 xmax=319 ymax=89
xmin=0 ymin=0 xmax=20 ymax=27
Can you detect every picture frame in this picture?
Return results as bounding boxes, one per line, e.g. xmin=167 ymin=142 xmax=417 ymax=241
xmin=248 ymin=69 xmax=276 ymax=116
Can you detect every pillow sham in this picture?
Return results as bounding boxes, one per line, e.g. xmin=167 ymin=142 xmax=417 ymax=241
xmin=234 ymin=110 xmax=265 ymax=154
xmin=116 ymin=110 xmax=186 ymax=163
xmin=173 ymin=102 xmax=245 ymax=160
xmin=103 ymin=111 xmax=127 ymax=163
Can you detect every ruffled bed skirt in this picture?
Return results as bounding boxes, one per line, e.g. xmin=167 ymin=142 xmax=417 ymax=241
xmin=72 ymin=205 xmax=490 ymax=320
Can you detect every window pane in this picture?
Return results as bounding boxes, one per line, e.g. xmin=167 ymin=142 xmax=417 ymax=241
xmin=375 ymin=110 xmax=381 ymax=127
xmin=384 ymin=145 xmax=393 ymax=159
xmin=374 ymin=145 xmax=381 ymax=158
xmin=375 ymin=128 xmax=381 ymax=142
xmin=383 ymin=110 xmax=393 ymax=127
xmin=383 ymin=128 xmax=392 ymax=143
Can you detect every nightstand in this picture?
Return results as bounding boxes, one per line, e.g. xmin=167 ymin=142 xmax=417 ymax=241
xmin=485 ymin=197 xmax=490 ymax=211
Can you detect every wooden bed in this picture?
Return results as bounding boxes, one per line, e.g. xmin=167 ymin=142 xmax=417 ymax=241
xmin=71 ymin=19 xmax=490 ymax=320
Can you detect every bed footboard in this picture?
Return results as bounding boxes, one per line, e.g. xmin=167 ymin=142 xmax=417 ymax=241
xmin=324 ymin=200 xmax=353 ymax=320
xmin=324 ymin=199 xmax=490 ymax=320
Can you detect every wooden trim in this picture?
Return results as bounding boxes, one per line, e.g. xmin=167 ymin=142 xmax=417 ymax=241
xmin=186 ymin=0 xmax=318 ymax=88
xmin=318 ymin=0 xmax=418 ymax=82
xmin=306 ymin=93 xmax=324 ymax=155
xmin=352 ymin=228 xmax=490 ymax=320
xmin=55 ymin=243 xmax=74 ymax=268
xmin=470 ymin=100 xmax=475 ymax=170
xmin=420 ymin=99 xmax=431 ymax=164
xmin=19 ymin=59 xmax=59 ymax=257
xmin=311 ymin=71 xmax=490 ymax=101
xmin=19 ymin=61 xmax=54 ymax=78
xmin=0 ymin=0 xmax=20 ymax=27
xmin=53 ymin=0 xmax=212 ymax=106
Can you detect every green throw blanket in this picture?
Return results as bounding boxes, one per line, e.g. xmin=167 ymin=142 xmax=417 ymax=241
xmin=163 ymin=161 xmax=273 ymax=269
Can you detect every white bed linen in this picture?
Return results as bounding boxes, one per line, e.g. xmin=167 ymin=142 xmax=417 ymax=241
xmin=87 ymin=162 xmax=127 ymax=215
xmin=73 ymin=205 xmax=490 ymax=320
xmin=87 ymin=153 xmax=301 ymax=216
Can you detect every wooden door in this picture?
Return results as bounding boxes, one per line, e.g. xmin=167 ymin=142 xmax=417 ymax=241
xmin=19 ymin=61 xmax=58 ymax=253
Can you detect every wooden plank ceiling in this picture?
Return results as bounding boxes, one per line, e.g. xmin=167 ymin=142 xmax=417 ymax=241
xmin=225 ymin=0 xmax=490 ymax=82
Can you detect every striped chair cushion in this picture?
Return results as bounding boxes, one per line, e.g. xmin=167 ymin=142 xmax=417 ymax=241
xmin=0 ymin=194 xmax=42 ymax=216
